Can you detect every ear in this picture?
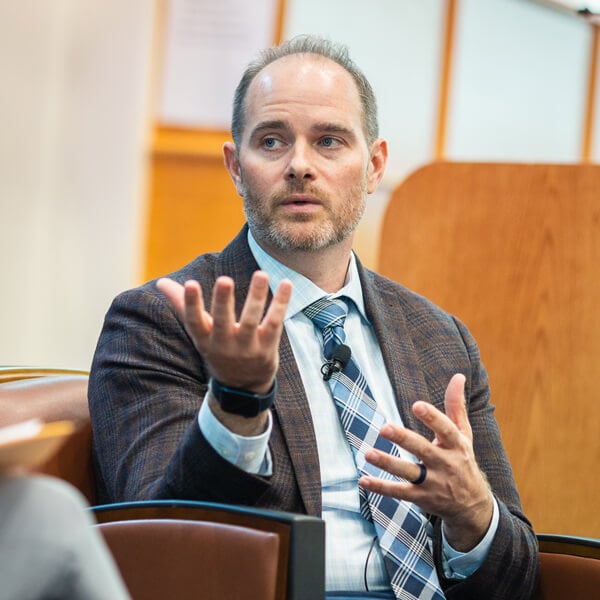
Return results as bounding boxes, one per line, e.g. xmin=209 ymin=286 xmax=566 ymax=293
xmin=223 ymin=141 xmax=244 ymax=197
xmin=366 ymin=138 xmax=388 ymax=194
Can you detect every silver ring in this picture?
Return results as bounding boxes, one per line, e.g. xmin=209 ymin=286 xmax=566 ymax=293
xmin=411 ymin=462 xmax=427 ymax=485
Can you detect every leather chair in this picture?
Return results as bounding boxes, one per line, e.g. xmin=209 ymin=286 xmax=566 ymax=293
xmin=378 ymin=162 xmax=600 ymax=539
xmin=0 ymin=367 xmax=326 ymax=600
xmin=0 ymin=367 xmax=95 ymax=502
xmin=99 ymin=518 xmax=280 ymax=599
xmin=536 ymin=534 xmax=600 ymax=599
xmin=94 ymin=501 xmax=325 ymax=600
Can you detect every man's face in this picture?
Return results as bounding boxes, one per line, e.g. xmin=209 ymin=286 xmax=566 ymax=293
xmin=225 ymin=54 xmax=386 ymax=254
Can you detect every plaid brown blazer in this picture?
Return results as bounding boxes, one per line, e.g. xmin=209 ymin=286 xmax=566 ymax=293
xmin=89 ymin=226 xmax=539 ymax=599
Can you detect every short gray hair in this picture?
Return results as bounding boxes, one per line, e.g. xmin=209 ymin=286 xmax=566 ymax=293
xmin=231 ymin=35 xmax=379 ymax=147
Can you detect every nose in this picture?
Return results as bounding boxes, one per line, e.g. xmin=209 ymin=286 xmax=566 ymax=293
xmin=284 ymin=141 xmax=315 ymax=181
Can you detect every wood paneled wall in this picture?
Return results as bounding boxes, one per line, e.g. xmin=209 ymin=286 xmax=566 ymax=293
xmin=143 ymin=129 xmax=245 ymax=280
xmin=378 ymin=162 xmax=600 ymax=538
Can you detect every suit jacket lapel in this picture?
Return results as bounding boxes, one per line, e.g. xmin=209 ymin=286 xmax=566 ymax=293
xmin=275 ymin=331 xmax=322 ymax=515
xmin=358 ymin=264 xmax=434 ymax=441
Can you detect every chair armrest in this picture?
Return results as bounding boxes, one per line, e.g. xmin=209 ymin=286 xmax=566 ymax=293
xmin=537 ymin=533 xmax=600 ymax=559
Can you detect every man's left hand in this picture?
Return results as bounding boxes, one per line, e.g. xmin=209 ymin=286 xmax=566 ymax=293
xmin=359 ymin=373 xmax=494 ymax=552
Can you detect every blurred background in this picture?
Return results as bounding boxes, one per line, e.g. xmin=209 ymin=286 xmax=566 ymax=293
xmin=1 ymin=0 xmax=597 ymax=369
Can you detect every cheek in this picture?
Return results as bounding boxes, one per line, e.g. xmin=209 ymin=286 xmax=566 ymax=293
xmin=240 ymin=161 xmax=280 ymax=192
xmin=329 ymin=161 xmax=369 ymax=188
xmin=243 ymin=175 xmax=271 ymax=199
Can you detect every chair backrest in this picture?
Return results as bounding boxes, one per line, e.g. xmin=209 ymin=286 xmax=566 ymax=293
xmin=378 ymin=162 xmax=600 ymax=538
xmin=98 ymin=518 xmax=280 ymax=600
xmin=536 ymin=534 xmax=600 ymax=599
xmin=0 ymin=368 xmax=95 ymax=503
xmin=93 ymin=501 xmax=325 ymax=600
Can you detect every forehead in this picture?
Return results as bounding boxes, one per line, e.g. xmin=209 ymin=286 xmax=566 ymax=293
xmin=243 ymin=54 xmax=364 ymax=137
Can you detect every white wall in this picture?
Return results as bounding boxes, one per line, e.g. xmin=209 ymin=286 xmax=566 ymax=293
xmin=0 ymin=0 xmax=596 ymax=369
xmin=0 ymin=0 xmax=154 ymax=369
xmin=448 ymin=0 xmax=590 ymax=161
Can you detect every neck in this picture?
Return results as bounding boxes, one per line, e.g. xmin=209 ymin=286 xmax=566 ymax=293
xmin=256 ymin=238 xmax=354 ymax=293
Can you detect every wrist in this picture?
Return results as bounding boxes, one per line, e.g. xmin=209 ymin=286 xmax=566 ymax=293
xmin=443 ymin=492 xmax=494 ymax=552
xmin=209 ymin=377 xmax=277 ymax=418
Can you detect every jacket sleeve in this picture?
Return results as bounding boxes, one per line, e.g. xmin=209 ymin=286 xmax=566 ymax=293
xmin=88 ymin=286 xmax=270 ymax=504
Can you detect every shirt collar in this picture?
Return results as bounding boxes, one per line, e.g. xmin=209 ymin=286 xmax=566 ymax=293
xmin=247 ymin=230 xmax=368 ymax=323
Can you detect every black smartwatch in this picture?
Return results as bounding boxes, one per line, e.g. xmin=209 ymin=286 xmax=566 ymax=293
xmin=209 ymin=377 xmax=277 ymax=418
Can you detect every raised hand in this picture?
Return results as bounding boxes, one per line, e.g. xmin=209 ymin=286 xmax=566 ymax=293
xmin=157 ymin=271 xmax=292 ymax=432
xmin=359 ymin=373 xmax=494 ymax=551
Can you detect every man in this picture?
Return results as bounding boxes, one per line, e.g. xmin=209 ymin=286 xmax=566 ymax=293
xmin=89 ymin=36 xmax=539 ymax=599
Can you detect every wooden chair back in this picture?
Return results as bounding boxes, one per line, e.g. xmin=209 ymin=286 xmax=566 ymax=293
xmin=378 ymin=162 xmax=600 ymax=538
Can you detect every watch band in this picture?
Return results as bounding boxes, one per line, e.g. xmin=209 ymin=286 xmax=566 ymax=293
xmin=209 ymin=377 xmax=277 ymax=418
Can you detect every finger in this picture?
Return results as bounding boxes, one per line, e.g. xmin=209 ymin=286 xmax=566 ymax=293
xmin=377 ymin=421 xmax=441 ymax=466
xmin=182 ymin=280 xmax=212 ymax=337
xmin=411 ymin=400 xmax=463 ymax=450
xmin=238 ymin=271 xmax=271 ymax=339
xmin=209 ymin=276 xmax=236 ymax=338
xmin=444 ymin=373 xmax=472 ymax=438
xmin=364 ymin=448 xmax=425 ymax=484
xmin=156 ymin=278 xmax=185 ymax=315
xmin=359 ymin=474 xmax=412 ymax=499
xmin=259 ymin=279 xmax=293 ymax=344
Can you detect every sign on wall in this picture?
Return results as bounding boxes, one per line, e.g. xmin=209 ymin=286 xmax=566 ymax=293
xmin=159 ymin=0 xmax=280 ymax=129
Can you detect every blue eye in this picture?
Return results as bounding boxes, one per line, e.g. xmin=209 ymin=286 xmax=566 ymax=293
xmin=320 ymin=137 xmax=339 ymax=148
xmin=263 ymin=137 xmax=279 ymax=149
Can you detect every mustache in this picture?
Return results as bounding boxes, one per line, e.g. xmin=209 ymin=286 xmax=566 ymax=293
xmin=284 ymin=179 xmax=314 ymax=193
xmin=279 ymin=180 xmax=326 ymax=198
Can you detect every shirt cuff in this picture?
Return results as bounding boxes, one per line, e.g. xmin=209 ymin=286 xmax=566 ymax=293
xmin=441 ymin=495 xmax=499 ymax=580
xmin=198 ymin=393 xmax=273 ymax=475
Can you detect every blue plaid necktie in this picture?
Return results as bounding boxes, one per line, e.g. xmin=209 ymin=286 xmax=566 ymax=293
xmin=303 ymin=297 xmax=444 ymax=600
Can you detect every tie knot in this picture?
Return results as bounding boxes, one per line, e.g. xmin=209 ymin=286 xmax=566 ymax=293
xmin=303 ymin=297 xmax=348 ymax=333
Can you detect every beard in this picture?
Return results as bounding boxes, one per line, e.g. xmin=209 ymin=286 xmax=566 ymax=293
xmin=242 ymin=178 xmax=368 ymax=252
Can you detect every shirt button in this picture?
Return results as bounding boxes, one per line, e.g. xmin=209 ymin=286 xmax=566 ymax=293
xmin=244 ymin=451 xmax=256 ymax=462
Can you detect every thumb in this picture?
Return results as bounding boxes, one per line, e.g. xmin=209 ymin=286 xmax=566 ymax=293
xmin=444 ymin=373 xmax=471 ymax=437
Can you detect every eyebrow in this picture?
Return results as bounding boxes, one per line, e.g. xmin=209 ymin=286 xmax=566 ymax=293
xmin=249 ymin=120 xmax=357 ymax=140
xmin=249 ymin=120 xmax=290 ymax=139
xmin=311 ymin=122 xmax=355 ymax=138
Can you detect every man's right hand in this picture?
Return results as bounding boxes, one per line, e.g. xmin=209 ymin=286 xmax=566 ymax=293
xmin=157 ymin=271 xmax=292 ymax=434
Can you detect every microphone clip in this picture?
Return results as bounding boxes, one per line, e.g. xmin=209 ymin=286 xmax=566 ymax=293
xmin=321 ymin=344 xmax=351 ymax=381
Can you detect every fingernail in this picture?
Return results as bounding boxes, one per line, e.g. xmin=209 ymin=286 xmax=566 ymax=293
xmin=413 ymin=403 xmax=427 ymax=417
xmin=366 ymin=450 xmax=379 ymax=465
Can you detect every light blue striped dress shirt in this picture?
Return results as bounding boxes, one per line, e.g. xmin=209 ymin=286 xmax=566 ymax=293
xmin=198 ymin=231 xmax=498 ymax=592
